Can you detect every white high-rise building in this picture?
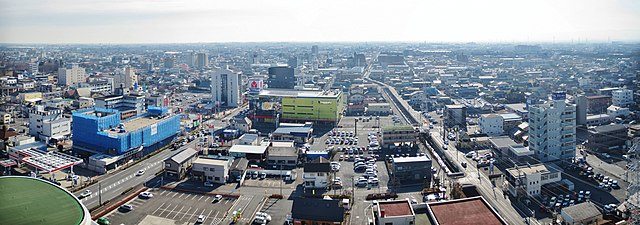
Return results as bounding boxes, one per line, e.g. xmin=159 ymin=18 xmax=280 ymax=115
xmin=29 ymin=105 xmax=71 ymax=141
xmin=612 ymin=89 xmax=633 ymax=107
xmin=528 ymin=92 xmax=576 ymax=162
xmin=114 ymin=66 xmax=138 ymax=90
xmin=211 ymin=66 xmax=241 ymax=107
xmin=57 ymin=63 xmax=86 ymax=86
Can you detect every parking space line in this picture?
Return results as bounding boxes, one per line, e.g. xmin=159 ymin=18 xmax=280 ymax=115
xmin=167 ymin=204 xmax=179 ymax=218
xmin=171 ymin=192 xmax=179 ymax=198
xmin=199 ymin=195 xmax=205 ymax=201
xmin=152 ymin=202 xmax=166 ymax=215
xmin=204 ymin=209 xmax=213 ymax=224
xmin=191 ymin=194 xmax=198 ymax=200
xmin=172 ymin=206 xmax=185 ymax=220
xmin=157 ymin=203 xmax=171 ymax=217
xmin=181 ymin=207 xmax=192 ymax=221
xmin=178 ymin=193 xmax=185 ymax=198
xmin=209 ymin=211 xmax=220 ymax=225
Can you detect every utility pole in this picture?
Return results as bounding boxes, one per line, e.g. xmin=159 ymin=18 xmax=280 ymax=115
xmin=280 ymin=163 xmax=283 ymax=196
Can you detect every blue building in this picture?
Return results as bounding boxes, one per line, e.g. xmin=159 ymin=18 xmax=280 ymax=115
xmin=72 ymin=107 xmax=180 ymax=157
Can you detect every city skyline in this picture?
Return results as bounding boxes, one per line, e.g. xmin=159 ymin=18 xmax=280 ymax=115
xmin=1 ymin=0 xmax=639 ymax=44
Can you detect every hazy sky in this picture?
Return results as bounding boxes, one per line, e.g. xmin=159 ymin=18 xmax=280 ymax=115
xmin=1 ymin=0 xmax=639 ymax=44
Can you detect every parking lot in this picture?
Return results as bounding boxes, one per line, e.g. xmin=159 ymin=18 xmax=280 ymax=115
xmin=242 ymin=171 xmax=300 ymax=189
xmin=258 ymin=197 xmax=293 ymax=225
xmin=105 ymin=188 xmax=240 ymax=225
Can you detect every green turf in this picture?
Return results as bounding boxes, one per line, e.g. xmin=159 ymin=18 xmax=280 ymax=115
xmin=0 ymin=177 xmax=85 ymax=225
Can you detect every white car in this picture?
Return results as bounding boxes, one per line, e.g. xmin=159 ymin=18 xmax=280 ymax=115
xmin=139 ymin=191 xmax=153 ymax=198
xmin=255 ymin=212 xmax=272 ymax=222
xmin=80 ymin=190 xmax=92 ymax=198
xmin=212 ymin=194 xmax=223 ymax=203
xmin=135 ymin=169 xmax=145 ymax=176
xmin=196 ymin=215 xmax=205 ymax=223
xmin=204 ymin=181 xmax=214 ymax=187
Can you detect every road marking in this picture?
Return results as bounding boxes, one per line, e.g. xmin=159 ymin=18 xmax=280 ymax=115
xmin=181 ymin=207 xmax=193 ymax=221
xmin=178 ymin=193 xmax=185 ymax=199
xmin=209 ymin=211 xmax=220 ymax=225
xmin=171 ymin=192 xmax=179 ymax=198
xmin=172 ymin=205 xmax=185 ymax=219
xmin=204 ymin=209 xmax=213 ymax=224
xmin=157 ymin=203 xmax=171 ymax=217
xmin=199 ymin=195 xmax=205 ymax=201
xmin=191 ymin=194 xmax=198 ymax=200
xmin=167 ymin=204 xmax=179 ymax=218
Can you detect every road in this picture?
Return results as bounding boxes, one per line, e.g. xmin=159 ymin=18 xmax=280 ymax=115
xmin=76 ymin=140 xmax=198 ymax=209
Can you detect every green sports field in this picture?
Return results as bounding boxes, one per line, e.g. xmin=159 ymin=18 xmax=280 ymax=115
xmin=0 ymin=176 xmax=85 ymax=225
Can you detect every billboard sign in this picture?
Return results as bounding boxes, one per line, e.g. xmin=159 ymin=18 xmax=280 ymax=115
xmin=552 ymin=91 xmax=566 ymax=101
xmin=248 ymin=78 xmax=264 ymax=94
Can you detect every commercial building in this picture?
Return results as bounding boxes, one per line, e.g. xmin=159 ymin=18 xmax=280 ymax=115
xmin=253 ymin=89 xmax=344 ymax=123
xmin=587 ymin=95 xmax=612 ymax=114
xmin=94 ymin=94 xmax=146 ymax=120
xmin=489 ymin=136 xmax=535 ymax=165
xmin=586 ymin=114 xmax=611 ymax=126
xmin=585 ymin=124 xmax=628 ymax=152
xmin=374 ymin=199 xmax=415 ymax=225
xmin=0 ymin=176 xmax=93 ymax=225
xmin=72 ymin=107 xmax=180 ymax=171
xmin=607 ymin=105 xmax=631 ymax=118
xmin=560 ymin=202 xmax=602 ymax=225
xmin=427 ymin=196 xmax=508 ymax=225
xmin=505 ymin=163 xmax=562 ymax=197
xmin=444 ymin=104 xmax=467 ymax=128
xmin=575 ymin=95 xmax=587 ymax=126
xmin=382 ymin=125 xmax=418 ymax=148
xmin=146 ymin=94 xmax=170 ymax=107
xmin=303 ymin=157 xmax=331 ymax=189
xmin=267 ymin=66 xmax=295 ymax=89
xmin=291 ymin=197 xmax=345 ymax=225
xmin=266 ymin=141 xmax=298 ymax=167
xmin=528 ymin=93 xmax=576 ymax=162
xmin=28 ymin=105 xmax=71 ymax=141
xmin=191 ymin=157 xmax=231 ymax=184
xmin=228 ymin=144 xmax=269 ymax=162
xmin=272 ymin=123 xmax=314 ymax=145
xmin=391 ymin=155 xmax=432 ymax=185
xmin=211 ymin=66 xmax=241 ymax=107
xmin=57 ymin=63 xmax=86 ymax=86
xmin=612 ymin=89 xmax=634 ymax=107
xmin=164 ymin=148 xmax=199 ymax=179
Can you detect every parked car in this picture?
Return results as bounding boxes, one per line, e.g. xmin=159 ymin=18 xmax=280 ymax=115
xmin=251 ymin=171 xmax=259 ymax=179
xmin=212 ymin=194 xmax=223 ymax=203
xmin=196 ymin=215 xmax=205 ymax=223
xmin=119 ymin=204 xmax=134 ymax=211
xmin=259 ymin=172 xmax=267 ymax=179
xmin=139 ymin=191 xmax=153 ymax=198
xmin=80 ymin=190 xmax=92 ymax=198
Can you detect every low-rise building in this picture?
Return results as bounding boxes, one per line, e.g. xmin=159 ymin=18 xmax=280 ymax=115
xmin=612 ymin=89 xmax=634 ymax=107
xmin=560 ymin=201 xmax=602 ymax=225
xmin=374 ymin=199 xmax=415 ymax=225
xmin=229 ymin=158 xmax=248 ymax=181
xmin=191 ymin=157 xmax=231 ymax=184
xmin=585 ymin=124 xmax=628 ymax=152
xmin=164 ymin=148 xmax=198 ymax=179
xmin=291 ymin=197 xmax=345 ymax=225
xmin=272 ymin=123 xmax=313 ymax=145
xmin=236 ymin=133 xmax=261 ymax=146
xmin=607 ymin=105 xmax=630 ymax=119
xmin=391 ymin=155 xmax=432 ymax=186
xmin=445 ymin=104 xmax=467 ymax=128
xmin=367 ymin=103 xmax=391 ymax=116
xmin=427 ymin=196 xmax=508 ymax=225
xmin=303 ymin=157 xmax=331 ymax=189
xmin=505 ymin=163 xmax=562 ymax=197
xmin=382 ymin=125 xmax=418 ymax=148
xmin=586 ymin=114 xmax=611 ymax=126
xmin=228 ymin=144 xmax=269 ymax=163
xmin=479 ymin=114 xmax=503 ymax=136
xmin=266 ymin=141 xmax=298 ymax=168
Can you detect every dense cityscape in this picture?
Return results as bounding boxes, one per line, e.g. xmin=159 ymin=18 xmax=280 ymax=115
xmin=1 ymin=1 xmax=640 ymax=225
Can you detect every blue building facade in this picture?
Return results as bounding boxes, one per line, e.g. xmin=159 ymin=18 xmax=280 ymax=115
xmin=72 ymin=107 xmax=180 ymax=156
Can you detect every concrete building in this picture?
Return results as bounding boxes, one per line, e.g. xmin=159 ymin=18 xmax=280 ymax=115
xmin=211 ymin=67 xmax=241 ymax=107
xmin=489 ymin=136 xmax=535 ymax=165
xmin=607 ymin=105 xmax=631 ymax=119
xmin=586 ymin=114 xmax=611 ymax=126
xmin=196 ymin=52 xmax=208 ymax=69
xmin=272 ymin=124 xmax=314 ymax=145
xmin=266 ymin=141 xmax=298 ymax=167
xmin=367 ymin=103 xmax=391 ymax=116
xmin=560 ymin=202 xmax=602 ymax=225
xmin=575 ymin=95 xmax=587 ymax=126
xmin=28 ymin=105 xmax=71 ymax=142
xmin=303 ymin=157 xmax=330 ymax=189
xmin=445 ymin=104 xmax=467 ymax=128
xmin=505 ymin=163 xmax=562 ymax=197
xmin=57 ymin=64 xmax=86 ymax=86
xmin=391 ymin=155 xmax=432 ymax=185
xmin=164 ymin=148 xmax=198 ymax=179
xmin=427 ymin=196 xmax=508 ymax=225
xmin=254 ymin=89 xmax=344 ymax=123
xmin=1 ymin=113 xmax=11 ymax=124
xmin=95 ymin=94 xmax=146 ymax=119
xmin=479 ymin=114 xmax=503 ymax=136
xmin=291 ymin=197 xmax=345 ymax=225
xmin=374 ymin=199 xmax=415 ymax=225
xmin=382 ymin=125 xmax=418 ymax=148
xmin=585 ymin=124 xmax=628 ymax=152
xmin=528 ymin=93 xmax=576 ymax=162
xmin=267 ymin=66 xmax=295 ymax=89
xmin=191 ymin=157 xmax=231 ymax=184
xmin=612 ymin=89 xmax=633 ymax=107
xmin=587 ymin=95 xmax=612 ymax=114
xmin=114 ymin=66 xmax=137 ymax=90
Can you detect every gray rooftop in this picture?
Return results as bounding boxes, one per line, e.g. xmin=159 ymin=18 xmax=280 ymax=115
xmin=489 ymin=136 xmax=517 ymax=148
xmin=167 ymin=148 xmax=198 ymax=164
xmin=561 ymin=201 xmax=601 ymax=222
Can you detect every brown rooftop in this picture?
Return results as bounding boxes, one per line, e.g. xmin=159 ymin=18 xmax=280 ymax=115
xmin=378 ymin=200 xmax=414 ymax=217
xmin=428 ymin=197 xmax=506 ymax=225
